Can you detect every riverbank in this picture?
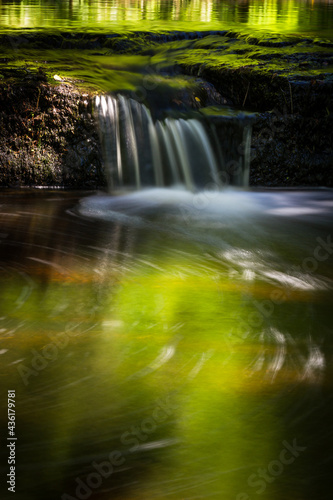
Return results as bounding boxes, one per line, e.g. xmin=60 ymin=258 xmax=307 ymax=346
xmin=0 ymin=70 xmax=105 ymax=188
xmin=0 ymin=30 xmax=332 ymax=188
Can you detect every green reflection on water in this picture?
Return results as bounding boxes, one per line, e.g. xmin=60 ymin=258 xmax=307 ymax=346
xmin=0 ymin=0 xmax=333 ymax=38
xmin=0 ymin=192 xmax=332 ymax=500
xmin=0 ymin=242 xmax=319 ymax=498
xmin=2 ymin=258 xmax=279 ymax=499
xmin=109 ymin=265 xmax=282 ymax=499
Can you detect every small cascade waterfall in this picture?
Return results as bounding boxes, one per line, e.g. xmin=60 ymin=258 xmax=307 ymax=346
xmin=95 ymin=95 xmax=252 ymax=191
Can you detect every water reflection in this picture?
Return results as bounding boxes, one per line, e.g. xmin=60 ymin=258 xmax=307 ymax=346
xmin=0 ymin=189 xmax=332 ymax=499
xmin=0 ymin=0 xmax=333 ymax=37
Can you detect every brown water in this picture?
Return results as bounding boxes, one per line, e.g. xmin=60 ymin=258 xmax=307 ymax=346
xmin=0 ymin=0 xmax=333 ymax=38
xmin=0 ymin=188 xmax=333 ymax=500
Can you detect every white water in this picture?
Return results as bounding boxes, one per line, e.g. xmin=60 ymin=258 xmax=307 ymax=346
xmin=95 ymin=95 xmax=251 ymax=191
xmin=78 ymin=188 xmax=333 ymax=224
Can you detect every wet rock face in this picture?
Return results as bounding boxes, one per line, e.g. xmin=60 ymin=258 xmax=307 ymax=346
xmin=0 ymin=74 xmax=105 ymax=188
xmin=131 ymin=76 xmax=231 ymax=120
xmin=166 ymin=31 xmax=333 ymax=187
xmin=250 ymin=111 xmax=333 ymax=187
xmin=0 ymin=29 xmax=332 ymax=188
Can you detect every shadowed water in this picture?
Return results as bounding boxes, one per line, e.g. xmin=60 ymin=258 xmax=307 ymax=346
xmin=0 ymin=188 xmax=332 ymax=500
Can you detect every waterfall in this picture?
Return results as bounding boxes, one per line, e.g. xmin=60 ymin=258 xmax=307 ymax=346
xmin=95 ymin=95 xmax=252 ymax=192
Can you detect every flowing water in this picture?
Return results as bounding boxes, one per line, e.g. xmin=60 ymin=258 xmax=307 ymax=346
xmin=0 ymin=0 xmax=333 ymax=38
xmin=1 ymin=1 xmax=332 ymax=95
xmin=95 ymin=95 xmax=251 ymax=190
xmin=1 ymin=1 xmax=333 ymax=499
xmin=0 ymin=186 xmax=333 ymax=500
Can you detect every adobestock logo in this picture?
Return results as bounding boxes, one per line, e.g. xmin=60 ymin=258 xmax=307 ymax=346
xmin=61 ymin=395 xmax=178 ymax=500
xmin=294 ymin=235 xmax=333 ymax=273
xmin=236 ymin=439 xmax=306 ymax=499
xmin=16 ymin=323 xmax=96 ymax=386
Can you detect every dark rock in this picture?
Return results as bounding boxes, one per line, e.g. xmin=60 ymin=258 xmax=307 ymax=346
xmin=0 ymin=70 xmax=105 ymax=188
xmin=0 ymin=28 xmax=332 ymax=188
xmin=250 ymin=111 xmax=333 ymax=187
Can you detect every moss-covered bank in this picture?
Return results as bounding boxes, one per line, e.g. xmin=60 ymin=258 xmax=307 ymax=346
xmin=0 ymin=30 xmax=332 ymax=188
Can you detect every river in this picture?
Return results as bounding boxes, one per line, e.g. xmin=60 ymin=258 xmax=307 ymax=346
xmin=0 ymin=1 xmax=333 ymax=499
xmin=0 ymin=0 xmax=333 ymax=39
xmin=0 ymin=187 xmax=332 ymax=499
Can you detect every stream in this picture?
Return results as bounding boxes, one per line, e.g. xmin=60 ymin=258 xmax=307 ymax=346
xmin=0 ymin=187 xmax=333 ymax=499
xmin=1 ymin=1 xmax=333 ymax=500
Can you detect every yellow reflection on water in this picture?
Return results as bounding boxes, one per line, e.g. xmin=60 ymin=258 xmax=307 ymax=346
xmin=0 ymin=192 xmax=331 ymax=500
xmin=0 ymin=0 xmax=332 ymax=36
